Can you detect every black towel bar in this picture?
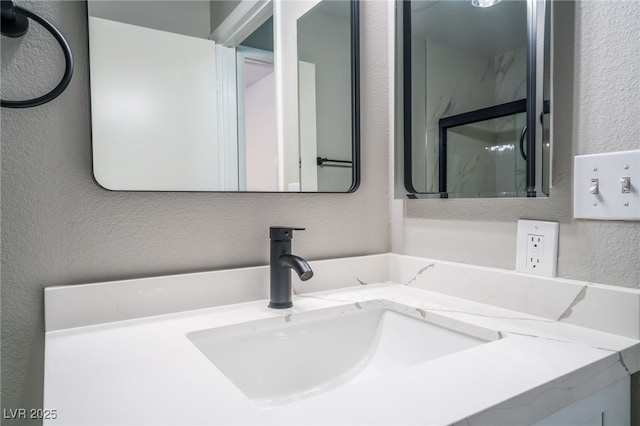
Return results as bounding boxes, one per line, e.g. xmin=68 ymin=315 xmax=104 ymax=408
xmin=1 ymin=0 xmax=74 ymax=108
xmin=316 ymin=157 xmax=353 ymax=167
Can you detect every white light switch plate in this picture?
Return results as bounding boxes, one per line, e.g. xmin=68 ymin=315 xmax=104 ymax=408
xmin=516 ymin=220 xmax=559 ymax=277
xmin=574 ymin=150 xmax=640 ymax=220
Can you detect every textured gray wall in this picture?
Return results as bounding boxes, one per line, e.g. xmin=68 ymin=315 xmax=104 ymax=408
xmin=1 ymin=1 xmax=390 ymax=419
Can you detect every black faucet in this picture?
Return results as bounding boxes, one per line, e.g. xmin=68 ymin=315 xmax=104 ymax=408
xmin=269 ymin=226 xmax=313 ymax=309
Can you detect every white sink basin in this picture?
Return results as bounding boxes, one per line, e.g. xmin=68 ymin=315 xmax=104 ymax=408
xmin=187 ymin=300 xmax=497 ymax=406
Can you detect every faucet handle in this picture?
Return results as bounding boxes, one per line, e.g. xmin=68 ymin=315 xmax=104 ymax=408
xmin=270 ymin=226 xmax=305 ymax=241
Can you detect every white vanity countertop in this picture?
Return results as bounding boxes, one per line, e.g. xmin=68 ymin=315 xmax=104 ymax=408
xmin=43 ymin=256 xmax=640 ymax=426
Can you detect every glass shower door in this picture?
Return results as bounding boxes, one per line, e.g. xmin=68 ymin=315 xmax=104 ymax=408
xmin=444 ymin=110 xmax=528 ymax=198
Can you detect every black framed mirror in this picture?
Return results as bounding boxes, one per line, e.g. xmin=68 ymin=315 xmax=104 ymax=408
xmin=88 ymin=0 xmax=359 ymax=192
xmin=397 ymin=0 xmax=551 ymax=199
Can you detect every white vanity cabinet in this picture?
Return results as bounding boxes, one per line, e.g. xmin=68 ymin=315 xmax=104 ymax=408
xmin=534 ymin=378 xmax=629 ymax=426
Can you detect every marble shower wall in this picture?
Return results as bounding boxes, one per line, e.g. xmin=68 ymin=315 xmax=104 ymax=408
xmin=495 ymin=46 xmax=527 ymax=104
xmin=494 ymin=46 xmax=527 ymax=195
xmin=411 ymin=38 xmax=527 ymax=196
xmin=412 ymin=38 xmax=495 ymax=193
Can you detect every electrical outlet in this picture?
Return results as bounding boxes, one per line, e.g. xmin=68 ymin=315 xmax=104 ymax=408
xmin=526 ymin=234 xmax=544 ymax=270
xmin=516 ymin=220 xmax=559 ymax=277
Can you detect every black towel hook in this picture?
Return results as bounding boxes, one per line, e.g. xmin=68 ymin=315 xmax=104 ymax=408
xmin=1 ymin=0 xmax=73 ymax=108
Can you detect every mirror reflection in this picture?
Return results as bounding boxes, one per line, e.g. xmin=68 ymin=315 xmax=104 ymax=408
xmin=402 ymin=0 xmax=550 ymax=198
xmin=88 ymin=0 xmax=358 ymax=192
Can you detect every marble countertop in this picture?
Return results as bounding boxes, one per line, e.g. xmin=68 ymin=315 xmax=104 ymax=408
xmin=43 ymin=258 xmax=640 ymax=425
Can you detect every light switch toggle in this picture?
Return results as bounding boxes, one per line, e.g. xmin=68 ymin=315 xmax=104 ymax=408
xmin=621 ymin=177 xmax=631 ymax=193
xmin=589 ymin=179 xmax=599 ymax=194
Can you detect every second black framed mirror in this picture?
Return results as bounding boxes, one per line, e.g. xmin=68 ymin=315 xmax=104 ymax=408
xmin=397 ymin=0 xmax=551 ymax=199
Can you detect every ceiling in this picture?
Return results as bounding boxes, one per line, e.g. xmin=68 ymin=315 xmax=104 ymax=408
xmin=410 ymin=0 xmax=528 ymax=56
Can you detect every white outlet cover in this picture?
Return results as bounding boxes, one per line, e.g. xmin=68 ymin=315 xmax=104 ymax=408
xmin=516 ymin=220 xmax=559 ymax=277
xmin=574 ymin=150 xmax=640 ymax=220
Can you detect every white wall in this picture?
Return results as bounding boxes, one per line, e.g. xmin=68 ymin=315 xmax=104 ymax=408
xmin=274 ymin=0 xmax=320 ymax=192
xmin=245 ymin=71 xmax=278 ymax=191
xmin=298 ymin=61 xmax=319 ymax=192
xmin=0 ymin=1 xmax=390 ymax=420
xmin=298 ymin=5 xmax=353 ymax=192
xmin=89 ymin=17 xmax=219 ymax=191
